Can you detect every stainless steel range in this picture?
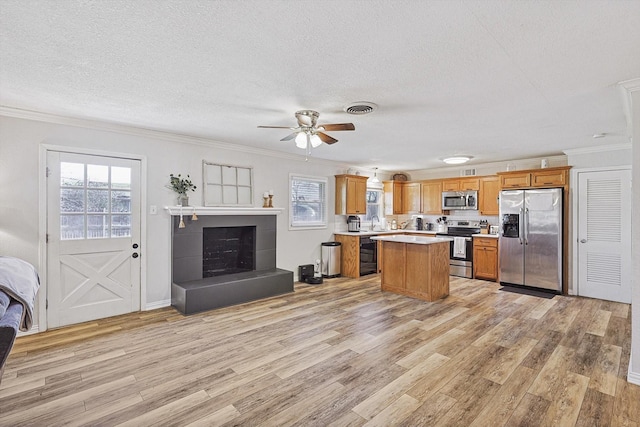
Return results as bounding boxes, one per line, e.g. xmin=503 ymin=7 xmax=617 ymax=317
xmin=436 ymin=220 xmax=481 ymax=278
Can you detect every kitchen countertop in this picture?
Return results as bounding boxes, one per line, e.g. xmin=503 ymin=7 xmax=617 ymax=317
xmin=472 ymin=233 xmax=499 ymax=238
xmin=370 ymin=235 xmax=452 ymax=245
xmin=333 ymin=230 xmax=438 ymax=236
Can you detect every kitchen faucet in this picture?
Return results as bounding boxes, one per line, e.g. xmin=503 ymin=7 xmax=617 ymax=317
xmin=371 ymin=215 xmax=380 ymax=231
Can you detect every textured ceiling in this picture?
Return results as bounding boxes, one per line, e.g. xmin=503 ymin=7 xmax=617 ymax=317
xmin=1 ymin=0 xmax=638 ymax=171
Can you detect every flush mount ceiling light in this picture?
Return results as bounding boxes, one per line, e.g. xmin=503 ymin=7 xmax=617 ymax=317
xmin=592 ymin=133 xmax=606 ymax=138
xmin=442 ymin=156 xmax=473 ymax=165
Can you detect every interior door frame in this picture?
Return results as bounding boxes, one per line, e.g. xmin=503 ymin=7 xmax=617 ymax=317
xmin=570 ymin=165 xmax=631 ymax=298
xmin=38 ymin=144 xmax=147 ymax=333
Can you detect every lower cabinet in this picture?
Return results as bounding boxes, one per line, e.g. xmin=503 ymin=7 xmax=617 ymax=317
xmin=334 ymin=234 xmax=360 ymax=278
xmin=473 ymin=237 xmax=498 ymax=281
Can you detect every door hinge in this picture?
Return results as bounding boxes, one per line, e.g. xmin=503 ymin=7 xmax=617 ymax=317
xmin=46 ymin=167 xmax=51 ymax=177
xmin=46 ymin=233 xmax=49 ymax=243
xmin=46 ymin=299 xmax=48 ymax=309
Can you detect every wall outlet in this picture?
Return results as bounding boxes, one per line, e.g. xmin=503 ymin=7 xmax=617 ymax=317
xmin=149 ymin=205 xmax=157 ymax=215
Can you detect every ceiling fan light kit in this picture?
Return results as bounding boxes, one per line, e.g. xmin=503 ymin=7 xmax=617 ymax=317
xmin=442 ymin=156 xmax=473 ymax=165
xmin=258 ymin=110 xmax=355 ymax=155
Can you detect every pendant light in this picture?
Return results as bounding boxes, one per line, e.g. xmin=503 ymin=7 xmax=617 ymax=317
xmin=371 ymin=167 xmax=380 ymax=183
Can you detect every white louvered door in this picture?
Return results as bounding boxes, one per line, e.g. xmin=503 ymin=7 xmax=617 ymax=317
xmin=577 ymin=169 xmax=631 ymax=303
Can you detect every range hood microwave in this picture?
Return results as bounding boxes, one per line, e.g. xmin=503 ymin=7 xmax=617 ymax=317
xmin=442 ymin=190 xmax=478 ymax=210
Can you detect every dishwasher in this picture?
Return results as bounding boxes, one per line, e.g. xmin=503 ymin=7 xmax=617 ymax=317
xmin=360 ymin=236 xmax=378 ymax=276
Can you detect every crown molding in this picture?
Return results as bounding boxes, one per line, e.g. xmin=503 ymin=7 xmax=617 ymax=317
xmin=0 ymin=105 xmax=351 ymax=168
xmin=563 ymin=142 xmax=632 ymax=156
xmin=618 ymin=78 xmax=640 ymax=138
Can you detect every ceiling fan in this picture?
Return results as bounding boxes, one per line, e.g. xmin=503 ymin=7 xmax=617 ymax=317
xmin=258 ymin=110 xmax=355 ymax=150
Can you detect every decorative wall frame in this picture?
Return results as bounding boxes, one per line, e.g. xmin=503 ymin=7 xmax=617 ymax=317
xmin=203 ymin=161 xmax=253 ymax=206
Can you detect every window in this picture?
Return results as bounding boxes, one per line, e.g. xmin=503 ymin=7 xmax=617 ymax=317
xmin=362 ymin=189 xmax=383 ymax=224
xmin=290 ymin=174 xmax=327 ymax=229
xmin=203 ymin=161 xmax=253 ymax=206
xmin=59 ymin=162 xmax=132 ymax=240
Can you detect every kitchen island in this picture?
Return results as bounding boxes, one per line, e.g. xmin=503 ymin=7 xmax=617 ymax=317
xmin=371 ymin=235 xmax=451 ymax=302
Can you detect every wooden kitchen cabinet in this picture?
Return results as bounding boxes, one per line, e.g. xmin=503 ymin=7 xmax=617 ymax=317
xmin=401 ymin=182 xmax=421 ymax=213
xmin=473 ymin=237 xmax=498 ymax=281
xmin=531 ymin=168 xmax=568 ymax=187
xmin=497 ymin=166 xmax=570 ymax=190
xmin=383 ymin=181 xmax=404 ymax=215
xmin=499 ymin=172 xmax=531 ymax=189
xmin=335 ymin=174 xmax=368 ymax=215
xmin=334 ymin=234 xmax=360 ymax=278
xmin=420 ymin=180 xmax=443 ymax=214
xmin=479 ymin=176 xmax=500 ymax=215
xmin=442 ymin=177 xmax=480 ymax=191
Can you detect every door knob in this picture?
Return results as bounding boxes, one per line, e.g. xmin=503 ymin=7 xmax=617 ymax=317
xmin=133 ymin=243 xmax=139 ymax=249
xmin=132 ymin=252 xmax=139 ymax=258
xmin=580 ymin=239 xmax=587 ymax=243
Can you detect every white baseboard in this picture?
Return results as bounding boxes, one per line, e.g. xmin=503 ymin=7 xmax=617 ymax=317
xmin=143 ymin=299 xmax=171 ymax=311
xmin=16 ymin=325 xmax=41 ymax=337
xmin=628 ymin=355 xmax=640 ymax=385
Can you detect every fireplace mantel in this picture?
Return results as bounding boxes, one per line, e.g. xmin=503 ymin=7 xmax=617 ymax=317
xmin=164 ymin=206 xmax=283 ymax=216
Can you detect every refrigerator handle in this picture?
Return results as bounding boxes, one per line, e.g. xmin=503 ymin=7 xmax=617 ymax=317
xmin=524 ymin=207 xmax=529 ymax=245
xmin=518 ymin=207 xmax=524 ymax=245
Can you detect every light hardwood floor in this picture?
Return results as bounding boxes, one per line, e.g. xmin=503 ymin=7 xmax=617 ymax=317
xmin=1 ymin=275 xmax=638 ymax=426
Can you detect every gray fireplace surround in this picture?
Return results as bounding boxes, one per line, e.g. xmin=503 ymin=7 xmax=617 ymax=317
xmin=171 ymin=213 xmax=293 ymax=314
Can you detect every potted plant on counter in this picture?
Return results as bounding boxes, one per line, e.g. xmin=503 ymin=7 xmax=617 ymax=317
xmin=168 ymin=173 xmax=196 ymax=206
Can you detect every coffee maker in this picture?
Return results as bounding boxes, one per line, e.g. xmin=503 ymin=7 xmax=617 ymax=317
xmin=415 ymin=217 xmax=423 ymax=230
xmin=347 ymin=215 xmax=361 ymax=232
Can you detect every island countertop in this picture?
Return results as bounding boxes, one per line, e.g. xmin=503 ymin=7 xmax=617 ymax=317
xmin=371 ymin=235 xmax=452 ymax=245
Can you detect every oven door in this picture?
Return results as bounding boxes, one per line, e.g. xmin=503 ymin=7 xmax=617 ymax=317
xmin=438 ymin=235 xmax=474 ymax=278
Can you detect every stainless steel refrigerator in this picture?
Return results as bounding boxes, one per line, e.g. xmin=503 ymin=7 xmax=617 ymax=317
xmin=499 ymin=188 xmax=562 ymax=292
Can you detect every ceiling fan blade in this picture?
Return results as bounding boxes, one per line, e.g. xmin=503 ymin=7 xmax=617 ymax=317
xmin=317 ymin=132 xmax=338 ymax=144
xmin=280 ymin=132 xmax=298 ymax=141
xmin=257 ymin=125 xmax=295 ymax=129
xmin=320 ymin=123 xmax=355 ymax=131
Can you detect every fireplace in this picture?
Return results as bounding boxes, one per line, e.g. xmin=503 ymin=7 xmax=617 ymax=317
xmin=171 ymin=213 xmax=293 ymax=315
xmin=203 ymin=226 xmax=256 ymax=277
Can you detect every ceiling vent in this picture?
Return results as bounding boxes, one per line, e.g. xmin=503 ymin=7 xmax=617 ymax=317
xmin=344 ymin=102 xmax=378 ymax=115
xmin=460 ymin=168 xmax=477 ymax=177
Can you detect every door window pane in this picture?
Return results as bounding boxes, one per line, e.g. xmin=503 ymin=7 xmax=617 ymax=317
xmin=111 ymin=215 xmax=131 ymax=237
xmin=61 ymin=215 xmax=85 ymax=239
xmin=87 ymin=190 xmax=109 ymax=213
xmin=87 ymin=215 xmax=109 ymax=238
xmin=111 ymin=191 xmax=131 ymax=213
xmin=111 ymin=167 xmax=131 ymax=189
xmin=87 ymin=164 xmax=109 ymax=188
xmin=60 ymin=162 xmax=84 ymax=187
xmin=60 ymin=189 xmax=85 ymax=213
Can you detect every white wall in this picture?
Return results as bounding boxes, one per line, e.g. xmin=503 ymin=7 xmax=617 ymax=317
xmin=0 ymin=113 xmax=352 ymax=330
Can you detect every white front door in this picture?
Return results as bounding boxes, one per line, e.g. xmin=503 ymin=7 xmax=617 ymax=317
xmin=577 ymin=168 xmax=632 ymax=303
xmin=47 ymin=151 xmax=141 ymax=328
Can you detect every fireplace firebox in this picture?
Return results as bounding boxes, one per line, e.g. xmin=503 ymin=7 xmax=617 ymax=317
xmin=203 ymin=226 xmax=256 ymax=277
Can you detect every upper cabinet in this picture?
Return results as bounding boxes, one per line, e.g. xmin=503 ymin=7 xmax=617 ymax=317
xmin=420 ymin=180 xmax=443 ymax=214
xmin=383 ymin=181 xmax=404 ymax=215
xmin=442 ymin=177 xmax=480 ymax=192
xmin=479 ymin=176 xmax=499 ymax=215
xmin=497 ymin=166 xmax=571 ymax=189
xmin=335 ymin=174 xmax=368 ymax=215
xmin=401 ymin=182 xmax=421 ymax=213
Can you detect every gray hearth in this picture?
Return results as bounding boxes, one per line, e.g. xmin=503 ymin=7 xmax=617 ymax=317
xmin=171 ymin=213 xmax=293 ymax=314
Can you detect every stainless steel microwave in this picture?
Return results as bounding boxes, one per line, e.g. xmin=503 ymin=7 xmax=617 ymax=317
xmin=442 ymin=190 xmax=478 ymax=210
